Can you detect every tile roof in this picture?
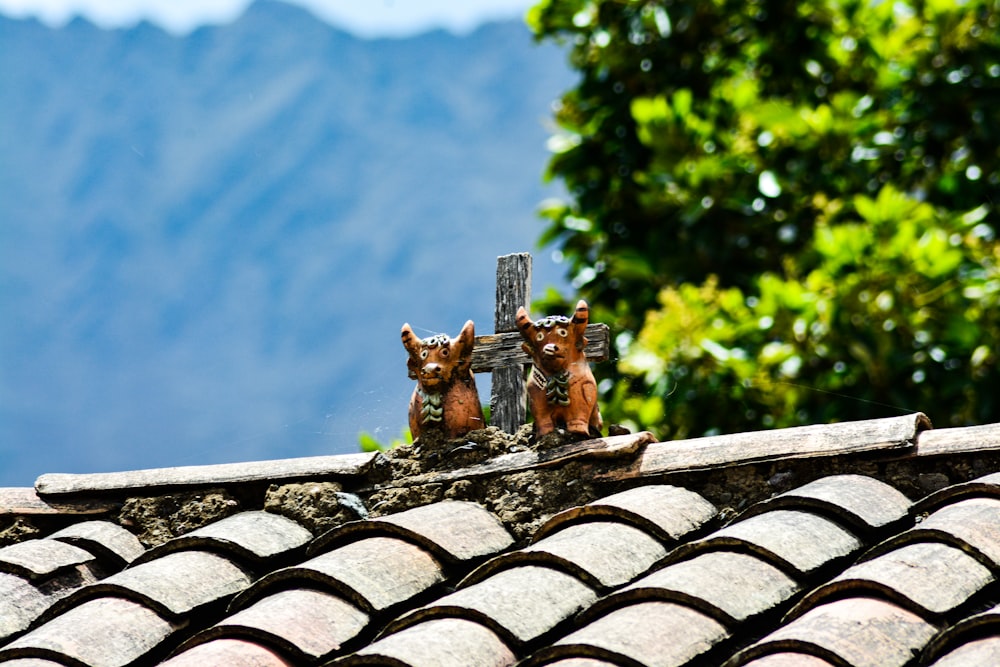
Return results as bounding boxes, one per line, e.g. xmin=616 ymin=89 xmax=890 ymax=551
xmin=1 ymin=415 xmax=1000 ymax=666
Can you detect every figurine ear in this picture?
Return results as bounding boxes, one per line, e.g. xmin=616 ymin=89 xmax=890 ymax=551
xmin=571 ymin=300 xmax=589 ymax=330
xmin=401 ymin=323 xmax=421 ymax=357
xmin=455 ymin=320 xmax=476 ymax=356
xmin=516 ymin=306 xmax=533 ymax=339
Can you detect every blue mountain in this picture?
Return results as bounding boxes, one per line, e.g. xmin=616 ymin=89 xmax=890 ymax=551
xmin=0 ymin=0 xmax=573 ymax=484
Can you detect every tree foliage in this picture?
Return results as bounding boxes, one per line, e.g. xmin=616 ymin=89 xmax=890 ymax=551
xmin=528 ymin=0 xmax=1000 ymax=436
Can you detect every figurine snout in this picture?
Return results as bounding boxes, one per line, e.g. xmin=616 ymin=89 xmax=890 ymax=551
xmin=543 ymin=343 xmax=559 ymax=357
xmin=421 ymin=363 xmax=443 ymax=378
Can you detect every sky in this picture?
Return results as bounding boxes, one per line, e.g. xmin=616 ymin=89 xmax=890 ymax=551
xmin=0 ymin=0 xmax=537 ymax=37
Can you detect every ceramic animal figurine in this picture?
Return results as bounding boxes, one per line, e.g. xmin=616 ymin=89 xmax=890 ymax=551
xmin=517 ymin=299 xmax=603 ymax=437
xmin=401 ymin=320 xmax=485 ymax=439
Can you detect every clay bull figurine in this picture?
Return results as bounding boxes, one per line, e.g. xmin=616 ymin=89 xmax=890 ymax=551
xmin=517 ymin=299 xmax=603 ymax=437
xmin=401 ymin=320 xmax=485 ymax=439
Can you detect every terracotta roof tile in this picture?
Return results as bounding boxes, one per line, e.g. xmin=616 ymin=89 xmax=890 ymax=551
xmin=534 ymin=660 xmax=620 ymax=667
xmin=928 ymin=636 xmax=1000 ymax=666
xmin=589 ymin=550 xmax=799 ymax=626
xmin=921 ymin=600 xmax=1000 ymax=662
xmin=0 ymin=574 xmax=56 ymax=643
xmin=532 ymin=484 xmax=717 ymax=543
xmin=635 ymin=413 xmax=928 ymax=476
xmin=388 ymin=565 xmax=597 ymax=648
xmin=34 ymin=453 xmax=377 ymax=496
xmin=0 ymin=596 xmax=179 ymax=666
xmin=737 ymin=474 xmax=912 ymax=538
xmin=736 ymin=653 xmax=837 ymax=666
xmin=913 ymin=422 xmax=1000 ymax=457
xmin=3 ymin=416 xmax=1000 ymax=666
xmin=873 ymin=496 xmax=1000 ymax=567
xmin=335 ymin=617 xmax=516 ymax=666
xmin=46 ymin=520 xmax=146 ymax=568
xmin=160 ymin=638 xmax=293 ymax=667
xmin=669 ymin=509 xmax=862 ymax=578
xmin=490 ymin=521 xmax=667 ymax=590
xmin=311 ymin=500 xmax=514 ymax=564
xmin=727 ymin=597 xmax=938 ymax=667
xmin=791 ymin=541 xmax=994 ymax=619
xmin=525 ymin=600 xmax=729 ymax=666
xmin=52 ymin=550 xmax=252 ymax=618
xmin=236 ymin=536 xmax=445 ymax=614
xmin=467 ymin=484 xmax=717 ymax=590
xmin=0 ymin=539 xmax=95 ymax=580
xmin=134 ymin=510 xmax=312 ymax=566
xmin=912 ymin=469 xmax=1000 ymax=513
xmin=183 ymin=588 xmax=369 ymax=662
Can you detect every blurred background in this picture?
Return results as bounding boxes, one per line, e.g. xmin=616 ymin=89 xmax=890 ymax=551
xmin=3 ymin=0 xmax=999 ymax=487
xmin=0 ymin=0 xmax=572 ymax=484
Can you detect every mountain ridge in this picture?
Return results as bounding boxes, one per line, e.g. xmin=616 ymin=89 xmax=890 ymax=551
xmin=0 ymin=1 xmax=573 ymax=484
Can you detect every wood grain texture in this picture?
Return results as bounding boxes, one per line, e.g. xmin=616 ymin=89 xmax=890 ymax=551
xmin=491 ymin=252 xmax=532 ymax=433
xmin=472 ymin=325 xmax=610 ymax=372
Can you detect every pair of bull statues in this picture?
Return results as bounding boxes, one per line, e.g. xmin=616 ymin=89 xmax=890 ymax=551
xmin=401 ymin=300 xmax=602 ymax=440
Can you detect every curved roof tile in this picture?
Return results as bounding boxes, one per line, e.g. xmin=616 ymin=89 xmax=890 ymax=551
xmin=670 ymin=510 xmax=861 ymax=578
xmin=48 ymin=550 xmax=252 ymax=619
xmin=160 ymin=638 xmax=294 ymax=666
xmin=729 ymin=597 xmax=938 ymax=667
xmin=926 ymin=635 xmax=1000 ymax=667
xmin=0 ymin=573 xmax=55 ymax=643
xmin=789 ymin=541 xmax=993 ymax=620
xmin=532 ymin=485 xmax=717 ymax=543
xmin=737 ymin=474 xmax=911 ymax=538
xmin=524 ymin=600 xmax=728 ymax=667
xmin=470 ymin=521 xmax=666 ymax=591
xmin=311 ymin=500 xmax=513 ymax=564
xmin=234 ymin=536 xmax=445 ymax=614
xmin=135 ymin=511 xmax=312 ymax=566
xmin=869 ymin=496 xmax=1000 ymax=568
xmin=0 ymin=596 xmax=178 ymax=666
xmin=47 ymin=520 xmax=146 ymax=568
xmin=336 ymin=617 xmax=516 ymax=667
xmin=588 ymin=550 xmax=799 ymax=626
xmin=184 ymin=588 xmax=369 ymax=662
xmin=0 ymin=539 xmax=95 ymax=580
xmin=387 ymin=565 xmax=597 ymax=648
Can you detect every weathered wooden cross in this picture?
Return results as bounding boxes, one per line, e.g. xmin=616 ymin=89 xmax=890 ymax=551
xmin=469 ymin=252 xmax=610 ymax=433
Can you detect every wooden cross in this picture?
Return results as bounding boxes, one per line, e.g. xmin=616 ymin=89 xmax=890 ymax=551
xmin=470 ymin=252 xmax=611 ymax=433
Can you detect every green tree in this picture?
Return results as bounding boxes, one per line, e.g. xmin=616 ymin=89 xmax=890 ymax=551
xmin=528 ymin=0 xmax=1000 ymax=436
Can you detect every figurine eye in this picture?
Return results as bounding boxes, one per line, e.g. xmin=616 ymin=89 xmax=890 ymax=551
xmin=420 ymin=350 xmax=429 ymax=359
xmin=440 ymin=348 xmax=449 ymax=357
xmin=536 ymin=331 xmax=545 ymax=341
xmin=556 ymin=328 xmax=568 ymax=337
